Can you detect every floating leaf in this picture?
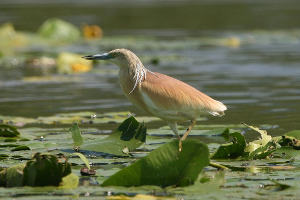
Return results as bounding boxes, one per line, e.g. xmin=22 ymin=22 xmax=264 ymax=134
xmin=0 ymin=154 xmax=9 ymax=160
xmin=69 ymin=123 xmax=83 ymax=147
xmin=11 ymin=145 xmax=30 ymax=151
xmin=0 ymin=124 xmax=20 ymax=137
xmin=3 ymin=138 xmax=17 ymax=142
xmin=169 ymin=171 xmax=225 ymax=194
xmin=284 ymin=130 xmax=300 ymax=140
xmin=107 ymin=194 xmax=176 ymax=200
xmin=211 ymin=130 xmax=246 ymax=159
xmin=264 ymin=179 xmax=291 ymax=191
xmin=102 ymin=139 xmax=209 ymax=187
xmin=81 ymin=116 xmax=146 ymax=156
xmin=273 ymin=147 xmax=300 ymax=159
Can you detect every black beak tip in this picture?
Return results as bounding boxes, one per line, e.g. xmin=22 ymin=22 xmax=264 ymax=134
xmin=82 ymin=55 xmax=94 ymax=60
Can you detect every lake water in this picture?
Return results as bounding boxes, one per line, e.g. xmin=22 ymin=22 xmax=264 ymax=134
xmin=0 ymin=0 xmax=300 ymax=136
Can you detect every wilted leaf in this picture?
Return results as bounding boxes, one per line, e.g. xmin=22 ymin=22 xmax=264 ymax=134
xmin=243 ymin=124 xmax=274 ymax=158
xmin=102 ymin=139 xmax=209 ymax=187
xmin=0 ymin=124 xmax=20 ymax=137
xmin=81 ymin=116 xmax=146 ymax=156
xmin=211 ymin=130 xmax=246 ymax=159
xmin=248 ymin=141 xmax=277 ymax=160
xmin=69 ymin=124 xmax=83 ymax=147
xmin=277 ymin=135 xmax=300 ymax=150
xmin=243 ymin=123 xmax=272 ymax=146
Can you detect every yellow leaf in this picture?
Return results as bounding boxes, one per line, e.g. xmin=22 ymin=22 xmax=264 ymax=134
xmin=57 ymin=52 xmax=92 ymax=74
xmin=82 ymin=25 xmax=103 ymax=39
xmin=243 ymin=123 xmax=272 ymax=145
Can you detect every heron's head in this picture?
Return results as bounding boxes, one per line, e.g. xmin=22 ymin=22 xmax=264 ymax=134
xmin=83 ymin=48 xmax=142 ymax=68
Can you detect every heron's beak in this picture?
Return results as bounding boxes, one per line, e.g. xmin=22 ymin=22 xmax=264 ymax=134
xmin=82 ymin=53 xmax=113 ymax=60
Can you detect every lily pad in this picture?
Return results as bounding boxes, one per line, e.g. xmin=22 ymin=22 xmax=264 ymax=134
xmin=11 ymin=145 xmax=30 ymax=151
xmin=284 ymin=130 xmax=300 ymax=140
xmin=211 ymin=130 xmax=246 ymax=159
xmin=81 ymin=116 xmax=146 ymax=156
xmin=102 ymin=139 xmax=209 ymax=187
xmin=0 ymin=124 xmax=20 ymax=137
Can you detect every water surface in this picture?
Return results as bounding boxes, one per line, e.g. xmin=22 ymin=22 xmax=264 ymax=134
xmin=0 ymin=0 xmax=300 ymax=136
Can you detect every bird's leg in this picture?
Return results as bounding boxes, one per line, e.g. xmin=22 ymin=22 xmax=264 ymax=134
xmin=168 ymin=122 xmax=182 ymax=151
xmin=181 ymin=120 xmax=196 ymax=141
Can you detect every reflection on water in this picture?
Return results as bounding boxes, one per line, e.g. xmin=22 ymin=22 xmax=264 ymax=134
xmin=0 ymin=1 xmax=300 ymax=136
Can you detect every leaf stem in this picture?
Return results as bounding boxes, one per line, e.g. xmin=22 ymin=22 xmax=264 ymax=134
xmin=209 ymin=162 xmax=229 ymax=170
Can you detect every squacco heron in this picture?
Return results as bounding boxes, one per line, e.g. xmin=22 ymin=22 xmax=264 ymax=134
xmin=84 ymin=49 xmax=227 ymax=151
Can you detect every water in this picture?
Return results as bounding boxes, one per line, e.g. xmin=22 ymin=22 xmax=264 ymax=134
xmin=0 ymin=0 xmax=300 ymax=136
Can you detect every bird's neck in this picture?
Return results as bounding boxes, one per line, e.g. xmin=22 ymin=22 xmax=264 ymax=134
xmin=119 ymin=61 xmax=147 ymax=94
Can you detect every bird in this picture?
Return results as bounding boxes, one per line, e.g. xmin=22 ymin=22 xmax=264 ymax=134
xmin=83 ymin=49 xmax=227 ymax=151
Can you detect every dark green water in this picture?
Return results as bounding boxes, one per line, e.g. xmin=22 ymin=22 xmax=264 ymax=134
xmin=0 ymin=0 xmax=300 ymax=135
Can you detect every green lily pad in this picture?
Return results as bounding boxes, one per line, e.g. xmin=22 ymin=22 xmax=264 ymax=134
xmin=0 ymin=111 xmax=159 ymax=126
xmin=211 ymin=130 xmax=246 ymax=159
xmin=11 ymin=145 xmax=31 ymax=151
xmin=102 ymin=139 xmax=209 ymax=187
xmin=168 ymin=171 xmax=225 ymax=194
xmin=0 ymin=124 xmax=20 ymax=137
xmin=3 ymin=138 xmax=17 ymax=142
xmin=284 ymin=130 xmax=300 ymax=140
xmin=81 ymin=116 xmax=146 ymax=156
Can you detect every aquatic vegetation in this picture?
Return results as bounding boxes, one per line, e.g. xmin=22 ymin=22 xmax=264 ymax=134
xmin=1 ymin=116 xmax=300 ymax=199
xmin=38 ymin=18 xmax=81 ymax=43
